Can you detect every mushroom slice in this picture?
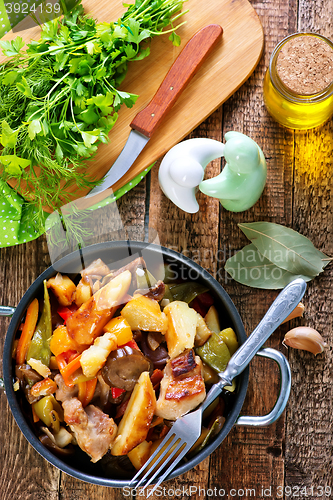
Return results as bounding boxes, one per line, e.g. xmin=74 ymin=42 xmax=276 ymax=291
xmin=135 ymin=281 xmax=166 ymax=302
xmin=102 ymin=346 xmax=151 ymax=391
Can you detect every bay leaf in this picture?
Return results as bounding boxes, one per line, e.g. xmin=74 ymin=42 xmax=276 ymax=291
xmin=225 ymin=244 xmax=312 ymax=289
xmin=317 ymin=249 xmax=332 ymax=269
xmin=238 ymin=222 xmax=330 ymax=278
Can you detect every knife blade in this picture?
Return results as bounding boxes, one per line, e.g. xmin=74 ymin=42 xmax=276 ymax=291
xmin=86 ymin=23 xmax=223 ymax=198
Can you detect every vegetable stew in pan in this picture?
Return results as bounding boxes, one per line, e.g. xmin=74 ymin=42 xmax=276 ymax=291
xmin=13 ymin=254 xmax=239 ymax=476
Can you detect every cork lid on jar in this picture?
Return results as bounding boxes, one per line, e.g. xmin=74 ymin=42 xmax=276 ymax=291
xmin=276 ymin=35 xmax=333 ymax=95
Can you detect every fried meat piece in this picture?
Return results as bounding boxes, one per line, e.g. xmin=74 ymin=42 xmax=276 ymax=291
xmin=55 ymin=374 xmax=78 ymax=402
xmin=63 ymin=398 xmax=117 ymax=462
xmin=155 ymin=349 xmax=206 ymax=420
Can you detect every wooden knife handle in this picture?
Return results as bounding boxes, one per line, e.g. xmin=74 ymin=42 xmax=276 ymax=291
xmin=130 ymin=24 xmax=223 ymax=138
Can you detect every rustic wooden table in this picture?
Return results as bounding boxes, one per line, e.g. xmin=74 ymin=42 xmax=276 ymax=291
xmin=1 ymin=0 xmax=333 ymax=499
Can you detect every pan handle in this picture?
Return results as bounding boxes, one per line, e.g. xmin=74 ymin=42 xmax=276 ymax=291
xmin=235 ymin=347 xmax=291 ymax=427
xmin=0 ymin=306 xmax=16 ymax=316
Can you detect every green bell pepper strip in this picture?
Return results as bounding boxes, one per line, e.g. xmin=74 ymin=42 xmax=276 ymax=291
xmin=196 ymin=331 xmax=231 ymax=373
xmin=164 ymin=282 xmax=209 ymax=304
xmin=32 ymin=395 xmax=63 ymax=428
xmin=194 ymin=416 xmax=225 ymax=454
xmin=219 ymin=327 xmax=239 ymax=355
xmin=27 ymin=280 xmax=52 ymax=367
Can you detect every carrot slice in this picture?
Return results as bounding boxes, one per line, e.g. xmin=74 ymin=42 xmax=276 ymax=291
xmin=60 ymin=353 xmax=82 ymax=387
xmin=16 ymin=298 xmax=39 ymax=365
xmin=55 ymin=352 xmax=68 ymax=372
xmin=32 ymin=406 xmax=40 ymax=423
xmin=78 ymin=377 xmax=98 ymax=407
xmin=30 ymin=378 xmax=58 ymax=397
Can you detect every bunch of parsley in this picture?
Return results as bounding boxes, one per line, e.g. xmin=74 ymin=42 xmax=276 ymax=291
xmin=0 ymin=0 xmax=186 ymax=231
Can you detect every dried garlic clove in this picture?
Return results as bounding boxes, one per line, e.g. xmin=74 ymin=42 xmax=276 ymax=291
xmin=283 ymin=327 xmax=327 ymax=355
xmin=281 ymin=302 xmax=305 ymax=324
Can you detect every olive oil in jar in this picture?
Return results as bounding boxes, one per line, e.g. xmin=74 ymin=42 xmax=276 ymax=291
xmin=263 ymin=33 xmax=333 ymax=129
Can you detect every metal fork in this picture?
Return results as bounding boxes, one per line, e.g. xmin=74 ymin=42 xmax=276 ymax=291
xmin=128 ymin=278 xmax=307 ymax=494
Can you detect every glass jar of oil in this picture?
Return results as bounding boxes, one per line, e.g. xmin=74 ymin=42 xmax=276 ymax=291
xmin=263 ymin=33 xmax=333 ymax=129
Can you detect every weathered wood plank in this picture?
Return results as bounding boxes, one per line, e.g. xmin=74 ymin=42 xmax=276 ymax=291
xmin=283 ymin=0 xmax=333 ymax=493
xmin=1 ymin=0 xmax=333 ymax=497
xmin=286 ymin=127 xmax=333 ymax=491
xmin=146 ymin=110 xmax=222 ymax=499
xmin=59 ymin=474 xmax=125 ymax=500
xmin=0 ymin=239 xmax=60 ymax=500
xmin=149 ymin=107 xmax=222 ymax=272
xmin=208 ymin=0 xmax=297 ymax=496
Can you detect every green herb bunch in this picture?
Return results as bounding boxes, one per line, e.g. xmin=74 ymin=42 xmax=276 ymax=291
xmin=0 ymin=0 xmax=186 ymax=231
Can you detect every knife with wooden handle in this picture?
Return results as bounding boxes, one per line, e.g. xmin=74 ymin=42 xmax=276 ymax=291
xmin=87 ymin=24 xmax=223 ymax=197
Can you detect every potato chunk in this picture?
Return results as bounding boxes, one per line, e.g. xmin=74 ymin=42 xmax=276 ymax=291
xmin=74 ymin=279 xmax=92 ymax=307
xmin=195 ymin=313 xmax=213 ymax=346
xmin=80 ymin=332 xmax=117 ymax=378
xmin=67 ymin=270 xmax=131 ymax=345
xmin=163 ymin=301 xmax=198 ymax=359
xmin=127 ymin=440 xmax=152 ymax=470
xmin=121 ymin=294 xmax=168 ymax=333
xmin=47 ymin=273 xmax=76 ymax=306
xmin=111 ymin=371 xmax=156 ymax=456
xmin=204 ymin=305 xmax=220 ymax=334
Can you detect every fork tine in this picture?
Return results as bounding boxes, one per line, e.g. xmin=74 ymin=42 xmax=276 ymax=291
xmin=143 ymin=440 xmax=188 ymax=494
xmin=146 ymin=443 xmax=191 ymax=496
xmin=129 ymin=433 xmax=178 ymax=489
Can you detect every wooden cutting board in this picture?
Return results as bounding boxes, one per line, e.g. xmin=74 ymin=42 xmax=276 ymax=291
xmin=1 ymin=0 xmax=264 ymax=207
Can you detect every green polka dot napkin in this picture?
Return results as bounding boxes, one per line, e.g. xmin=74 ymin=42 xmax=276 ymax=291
xmin=0 ymin=165 xmax=153 ymax=247
xmin=0 ymin=1 xmax=11 ymax=35
xmin=0 ymin=178 xmax=42 ymax=246
xmin=0 ymin=3 xmax=152 ymax=247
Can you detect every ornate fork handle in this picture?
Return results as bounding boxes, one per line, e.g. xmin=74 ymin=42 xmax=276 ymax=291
xmin=202 ymin=278 xmax=306 ymax=410
xmin=0 ymin=306 xmax=16 ymax=316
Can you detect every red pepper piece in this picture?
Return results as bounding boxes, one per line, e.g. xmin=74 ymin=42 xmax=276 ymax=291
xmin=57 ymin=304 xmax=78 ymax=323
xmin=120 ymin=339 xmax=140 ymax=350
xmin=197 ymin=292 xmax=214 ymax=309
xmin=191 ymin=292 xmax=214 ymax=317
xmin=111 ymin=387 xmax=126 ymax=399
xmin=150 ymin=368 xmax=163 ymax=391
xmin=190 ymin=297 xmax=206 ymax=317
